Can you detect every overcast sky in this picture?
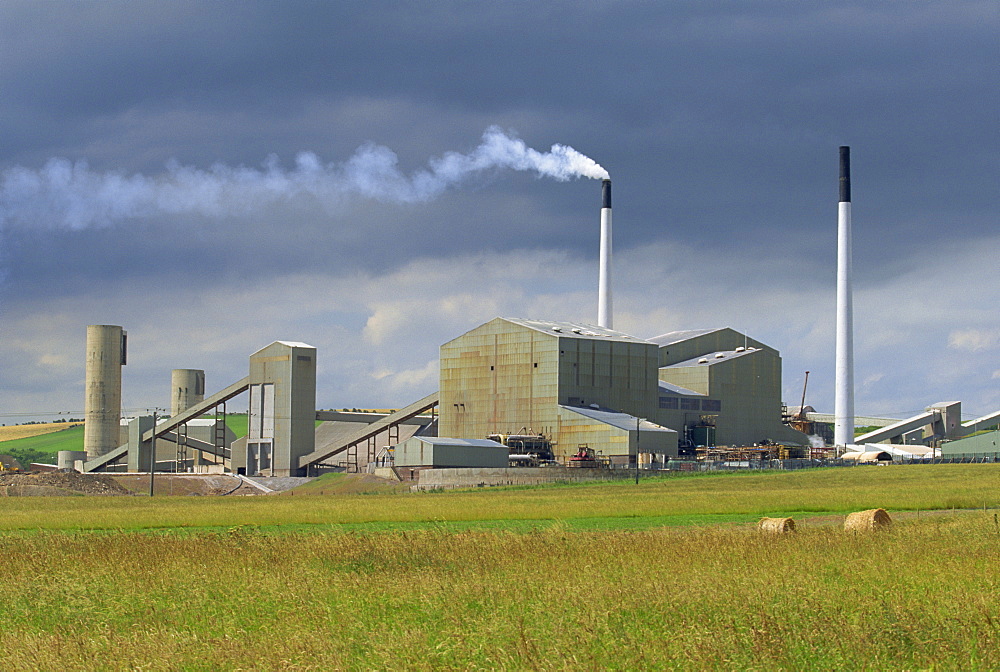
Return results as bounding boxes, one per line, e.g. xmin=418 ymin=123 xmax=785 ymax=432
xmin=1 ymin=0 xmax=997 ymax=426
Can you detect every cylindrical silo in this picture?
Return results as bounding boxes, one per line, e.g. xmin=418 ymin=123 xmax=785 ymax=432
xmin=57 ymin=450 xmax=88 ymax=471
xmin=171 ymin=369 xmax=205 ymax=416
xmin=84 ymin=325 xmax=126 ymax=460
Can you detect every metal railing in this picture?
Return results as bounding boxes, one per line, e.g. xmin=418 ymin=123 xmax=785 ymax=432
xmin=656 ymin=455 xmax=999 ymax=472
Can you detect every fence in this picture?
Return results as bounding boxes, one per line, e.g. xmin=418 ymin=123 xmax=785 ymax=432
xmin=652 ymin=454 xmax=1000 ymax=473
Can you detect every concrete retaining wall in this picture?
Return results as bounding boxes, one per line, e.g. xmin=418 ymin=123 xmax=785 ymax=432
xmin=412 ymin=466 xmax=623 ymax=491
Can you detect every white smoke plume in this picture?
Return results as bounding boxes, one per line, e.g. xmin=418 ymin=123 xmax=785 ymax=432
xmin=0 ymin=126 xmax=608 ymax=231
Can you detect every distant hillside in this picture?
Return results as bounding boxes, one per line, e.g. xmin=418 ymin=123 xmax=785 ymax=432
xmin=0 ymin=424 xmax=86 ymax=465
xmin=0 ymin=422 xmax=84 ymax=443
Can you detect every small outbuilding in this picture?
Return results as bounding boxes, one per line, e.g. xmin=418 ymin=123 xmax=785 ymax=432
xmin=394 ymin=437 xmax=509 ymax=468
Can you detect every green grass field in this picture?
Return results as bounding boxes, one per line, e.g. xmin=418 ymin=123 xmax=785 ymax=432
xmin=0 ymin=415 xmax=252 ymax=465
xmin=3 ymin=463 xmax=997 ymax=533
xmin=1 ymin=465 xmax=998 ymax=670
xmin=0 ymin=424 xmax=86 ymax=465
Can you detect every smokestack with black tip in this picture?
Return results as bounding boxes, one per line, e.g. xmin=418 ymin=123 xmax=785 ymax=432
xmin=598 ymin=178 xmax=613 ymax=329
xmin=834 ymin=146 xmax=855 ymax=448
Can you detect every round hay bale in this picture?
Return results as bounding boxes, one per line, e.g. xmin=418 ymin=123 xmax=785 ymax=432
xmin=844 ymin=508 xmax=892 ymax=532
xmin=758 ymin=517 xmax=796 ymax=533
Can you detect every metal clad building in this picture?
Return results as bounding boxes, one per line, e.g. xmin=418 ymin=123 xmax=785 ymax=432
xmin=652 ymin=328 xmax=772 ymax=366
xmin=654 ymin=328 xmax=808 ymax=446
xmin=394 ymin=436 xmax=509 ymax=468
xmin=558 ymin=405 xmax=677 ymax=459
xmin=440 ymin=318 xmax=673 ymax=460
xmin=940 ymin=431 xmax=1000 ymax=456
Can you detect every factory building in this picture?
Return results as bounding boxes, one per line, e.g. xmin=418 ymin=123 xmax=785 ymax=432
xmin=653 ymin=328 xmax=808 ymax=447
xmin=80 ymin=319 xmax=807 ymax=476
xmin=439 ymin=318 xmax=807 ymax=460
xmin=940 ymin=430 xmax=1000 ymax=457
xmin=440 ymin=318 xmax=676 ymax=464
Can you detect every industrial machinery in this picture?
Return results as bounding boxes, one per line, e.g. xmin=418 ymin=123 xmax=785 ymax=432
xmin=0 ymin=455 xmax=24 ymax=472
xmin=567 ymin=445 xmax=607 ymax=468
xmin=787 ymin=371 xmax=815 ymax=436
xmin=487 ymin=432 xmax=555 ymax=466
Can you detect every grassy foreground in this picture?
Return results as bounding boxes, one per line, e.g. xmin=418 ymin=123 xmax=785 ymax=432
xmin=0 ymin=514 xmax=998 ymax=670
xmin=1 ymin=465 xmax=998 ymax=670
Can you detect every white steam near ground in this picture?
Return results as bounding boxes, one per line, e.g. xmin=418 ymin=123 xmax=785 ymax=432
xmin=0 ymin=126 xmax=608 ymax=231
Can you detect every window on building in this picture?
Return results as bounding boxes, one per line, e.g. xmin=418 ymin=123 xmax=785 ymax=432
xmin=680 ymin=398 xmax=700 ymax=411
xmin=659 ymin=396 xmax=679 ymax=409
xmin=702 ymin=399 xmax=722 ymax=412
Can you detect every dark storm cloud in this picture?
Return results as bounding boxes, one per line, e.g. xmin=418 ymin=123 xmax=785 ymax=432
xmin=2 ymin=1 xmax=994 ymax=254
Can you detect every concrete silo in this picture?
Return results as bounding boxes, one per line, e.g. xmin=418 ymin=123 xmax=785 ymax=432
xmin=171 ymin=369 xmax=205 ymax=416
xmin=84 ymin=325 xmax=126 ymax=460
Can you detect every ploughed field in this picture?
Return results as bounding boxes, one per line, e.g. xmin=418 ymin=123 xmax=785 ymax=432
xmin=0 ymin=465 xmax=997 ymax=670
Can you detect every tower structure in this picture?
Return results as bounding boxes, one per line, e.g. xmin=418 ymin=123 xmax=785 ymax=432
xmin=84 ymin=325 xmax=126 ymax=459
xmin=171 ymin=369 xmax=205 ymax=416
xmin=834 ymin=146 xmax=855 ymax=447
xmin=598 ymin=179 xmax=613 ymax=329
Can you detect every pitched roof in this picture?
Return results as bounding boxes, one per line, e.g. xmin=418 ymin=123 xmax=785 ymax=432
xmin=658 ymin=381 xmax=705 ymax=397
xmin=559 ymin=404 xmax=677 ymax=433
xmin=502 ymin=318 xmax=652 ymax=344
xmin=407 ymin=437 xmax=507 ymax=448
xmin=661 ymin=347 xmax=759 ymax=368
xmin=647 ymin=328 xmax=725 ymax=346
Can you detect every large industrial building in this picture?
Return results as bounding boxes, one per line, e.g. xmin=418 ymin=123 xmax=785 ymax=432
xmin=439 ymin=317 xmax=806 ymax=464
xmin=653 ymin=327 xmax=808 ymax=448
xmin=80 ymin=317 xmax=808 ymax=476
xmin=440 ymin=317 xmax=676 ymax=465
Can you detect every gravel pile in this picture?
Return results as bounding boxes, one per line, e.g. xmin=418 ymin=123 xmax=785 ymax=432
xmin=0 ymin=472 xmax=133 ymax=496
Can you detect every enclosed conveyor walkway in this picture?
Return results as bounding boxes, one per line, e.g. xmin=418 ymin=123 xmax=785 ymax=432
xmin=84 ymin=377 xmax=250 ymax=472
xmin=854 ymin=410 xmax=937 ymax=445
xmin=962 ymin=409 xmax=1000 ymax=434
xmin=141 ymin=376 xmax=250 ymax=443
xmin=297 ymin=392 xmax=438 ymax=471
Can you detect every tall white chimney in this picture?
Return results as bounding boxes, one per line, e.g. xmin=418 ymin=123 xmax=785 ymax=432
xmin=834 ymin=146 xmax=855 ymax=448
xmin=598 ymin=179 xmax=613 ymax=329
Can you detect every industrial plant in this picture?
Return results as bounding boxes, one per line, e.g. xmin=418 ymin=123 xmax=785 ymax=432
xmin=66 ymin=152 xmax=999 ymax=486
